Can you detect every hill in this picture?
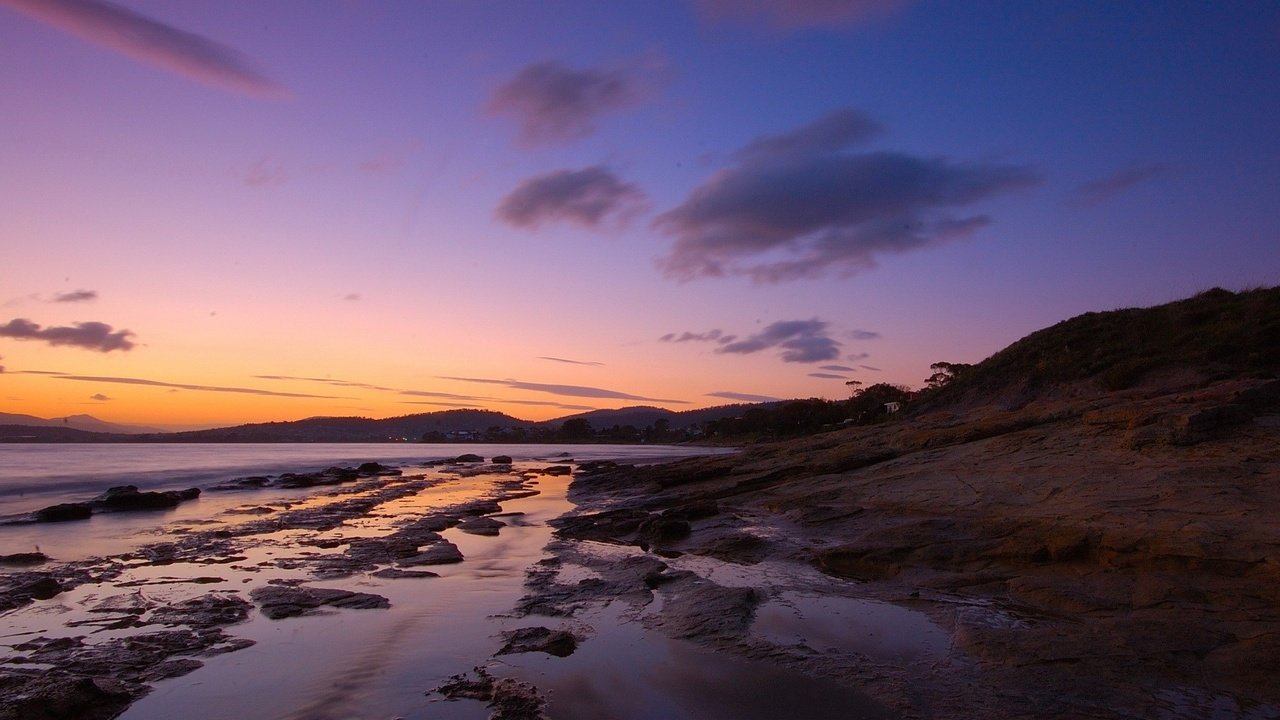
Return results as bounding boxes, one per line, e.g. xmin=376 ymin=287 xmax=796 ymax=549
xmin=553 ymin=286 xmax=1280 ymax=716
xmin=0 ymin=412 xmax=161 ymax=435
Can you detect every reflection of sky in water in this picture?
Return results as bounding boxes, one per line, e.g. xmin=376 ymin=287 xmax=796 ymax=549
xmin=753 ymin=591 xmax=950 ymax=661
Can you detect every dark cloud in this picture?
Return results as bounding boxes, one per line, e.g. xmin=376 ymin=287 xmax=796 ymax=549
xmin=706 ymin=391 xmax=780 ymax=403
xmin=848 ymin=329 xmax=881 ymax=340
xmin=1072 ymin=164 xmax=1168 ymax=207
xmin=55 ymin=375 xmax=345 ymax=399
xmin=658 ymin=329 xmax=735 ymax=344
xmin=860 ymin=365 xmax=882 ymax=372
xmin=695 ymin=0 xmax=912 ymax=30
xmin=736 ymin=108 xmax=883 ymax=163
xmin=439 ymin=376 xmax=689 ymax=404
xmin=89 ymin=393 xmax=110 ymax=401
xmin=1 ymin=0 xmax=287 ymax=98
xmin=255 ymin=375 xmax=401 ymax=393
xmin=808 ymin=372 xmax=849 ymax=379
xmin=819 ymin=364 xmax=856 ymax=372
xmin=538 ymin=357 xmax=605 ymax=367
xmin=486 ymin=60 xmax=642 ymax=145
xmin=656 ymin=108 xmax=1038 ymax=282
xmin=497 ymin=167 xmax=647 ymax=230
xmin=52 ymin=289 xmax=97 ymax=303
xmin=847 ymin=352 xmax=871 ymax=361
xmin=716 ymin=319 xmax=840 ymax=363
xmin=0 ymin=318 xmax=135 ymax=352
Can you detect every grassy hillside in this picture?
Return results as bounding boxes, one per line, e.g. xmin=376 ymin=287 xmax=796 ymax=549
xmin=923 ymin=286 xmax=1280 ymax=408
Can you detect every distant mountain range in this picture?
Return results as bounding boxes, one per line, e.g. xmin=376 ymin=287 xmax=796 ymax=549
xmin=0 ymin=403 xmax=773 ymax=443
xmin=0 ymin=412 xmax=163 ymax=435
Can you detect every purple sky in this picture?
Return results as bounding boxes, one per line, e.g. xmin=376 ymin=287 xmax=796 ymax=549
xmin=2 ymin=0 xmax=1278 ymax=427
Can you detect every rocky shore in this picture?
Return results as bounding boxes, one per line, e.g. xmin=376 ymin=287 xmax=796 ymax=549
xmin=516 ymin=376 xmax=1279 ymax=718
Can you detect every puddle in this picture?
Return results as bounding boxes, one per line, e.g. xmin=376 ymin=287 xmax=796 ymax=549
xmin=752 ymin=592 xmax=950 ymax=661
xmin=495 ymin=604 xmax=894 ymax=720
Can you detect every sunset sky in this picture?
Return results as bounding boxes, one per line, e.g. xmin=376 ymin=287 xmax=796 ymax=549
xmin=2 ymin=1 xmax=1278 ymax=429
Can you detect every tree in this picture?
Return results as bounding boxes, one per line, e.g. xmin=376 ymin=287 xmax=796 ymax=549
xmin=924 ymin=361 xmax=972 ymax=390
xmin=558 ymin=418 xmax=594 ymax=440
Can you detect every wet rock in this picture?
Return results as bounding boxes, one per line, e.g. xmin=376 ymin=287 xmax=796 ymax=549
xmin=93 ymin=485 xmax=201 ymax=512
xmin=645 ymin=578 xmax=758 ymax=641
xmin=497 ymin=626 xmax=579 ymax=657
xmin=457 ymin=517 xmax=505 ymax=536
xmin=0 ymin=674 xmax=138 ymax=720
xmin=540 ymin=465 xmax=572 ymax=476
xmin=0 ymin=552 xmax=48 ymax=565
xmin=15 ymin=575 xmax=64 ymax=601
xmin=150 ymin=594 xmax=253 ymax=628
xmin=396 ymin=541 xmax=464 ymax=566
xmin=453 ymin=453 xmax=484 ymax=463
xmin=207 ymin=476 xmax=270 ymax=491
xmin=357 ymin=461 xmax=400 ymax=475
xmin=370 ymin=568 xmax=439 ymax=579
xmin=491 ymin=455 xmax=514 ymax=464
xmin=249 ymin=585 xmax=390 ymax=619
xmin=433 ymin=667 xmax=549 ymax=720
xmin=33 ymin=502 xmax=93 ymax=522
xmin=637 ymin=516 xmax=691 ymax=546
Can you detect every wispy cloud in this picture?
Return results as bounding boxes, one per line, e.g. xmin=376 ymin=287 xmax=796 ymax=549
xmin=255 ymin=375 xmax=400 ymax=393
xmin=695 ymin=0 xmax=913 ymax=30
xmin=56 ymin=375 xmax=346 ymax=399
xmin=0 ymin=318 xmax=135 ymax=352
xmin=400 ymin=389 xmax=493 ymax=402
xmin=538 ymin=356 xmax=605 ymax=367
xmin=342 ymin=293 xmax=361 ymax=302
xmin=439 ymin=376 xmax=689 ymax=404
xmin=707 ymin=391 xmax=780 ymax=402
xmin=659 ymin=329 xmax=735 ymax=344
xmin=1071 ymin=164 xmax=1168 ymax=207
xmin=51 ymin=289 xmax=97 ymax=303
xmin=486 ymin=60 xmax=644 ymax=145
xmin=716 ymin=319 xmax=840 ymax=363
xmin=808 ymin=372 xmax=849 ymax=379
xmin=358 ymin=140 xmax=422 ymax=175
xmin=860 ymin=364 xmax=882 ymax=372
xmin=848 ymin=329 xmax=881 ymax=340
xmin=89 ymin=393 xmax=110 ymax=401
xmin=504 ymin=399 xmax=597 ymax=411
xmin=819 ymin=364 xmax=856 ymax=372
xmin=497 ymin=166 xmax=647 ymax=230
xmin=0 ymin=0 xmax=287 ymax=98
xmin=241 ymin=156 xmax=287 ymax=187
xmin=656 ymin=108 xmax=1038 ymax=282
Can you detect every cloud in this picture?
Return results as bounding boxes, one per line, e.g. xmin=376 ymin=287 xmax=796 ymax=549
xmin=0 ymin=356 xmax=4 ymax=373
xmin=504 ymin=399 xmax=597 ymax=411
xmin=655 ymin=108 xmax=1038 ymax=282
xmin=486 ymin=60 xmax=643 ymax=145
xmin=497 ymin=167 xmax=647 ymax=230
xmin=848 ymin=329 xmax=881 ymax=340
xmin=400 ymin=389 xmax=492 ymax=402
xmin=819 ymin=364 xmax=855 ymax=372
xmin=847 ymin=352 xmax=871 ymax=361
xmin=735 ymin=108 xmax=883 ymax=163
xmin=0 ymin=0 xmax=287 ymax=98
xmin=695 ymin=0 xmax=912 ymax=30
xmin=439 ymin=376 xmax=689 ymax=404
xmin=0 ymin=318 xmax=136 ymax=352
xmin=52 ymin=289 xmax=97 ymax=303
xmin=715 ymin=319 xmax=840 ymax=363
xmin=255 ymin=375 xmax=401 ymax=393
xmin=659 ymin=329 xmax=735 ymax=344
xmin=1071 ymin=164 xmax=1168 ymax=207
xmin=706 ymin=391 xmax=780 ymax=402
xmin=358 ymin=140 xmax=422 ymax=175
xmin=241 ymin=156 xmax=287 ymax=187
xmin=89 ymin=393 xmax=110 ymax=401
xmin=342 ymin=293 xmax=361 ymax=302
xmin=808 ymin=372 xmax=849 ymax=379
xmin=859 ymin=364 xmax=882 ymax=372
xmin=55 ymin=375 xmax=345 ymax=399
xmin=538 ymin=356 xmax=605 ymax=367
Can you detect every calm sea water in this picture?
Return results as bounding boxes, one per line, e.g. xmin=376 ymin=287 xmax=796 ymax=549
xmin=0 ymin=443 xmax=733 ymax=518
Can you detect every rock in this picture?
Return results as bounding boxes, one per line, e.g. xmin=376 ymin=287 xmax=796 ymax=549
xmin=497 ymin=626 xmax=579 ymax=657
xmin=150 ymin=594 xmax=253 ymax=628
xmin=457 ymin=517 xmax=505 ymax=536
xmin=491 ymin=455 xmax=514 ymax=464
xmin=433 ymin=667 xmax=548 ymax=720
xmin=18 ymin=576 xmax=64 ymax=600
xmin=395 ymin=541 xmax=464 ymax=566
xmin=93 ymin=485 xmax=201 ymax=512
xmin=207 ymin=476 xmax=270 ymax=491
xmin=0 ymin=552 xmax=49 ymax=565
xmin=645 ymin=578 xmax=758 ymax=641
xmin=356 ymin=461 xmax=395 ymax=475
xmin=370 ymin=568 xmax=439 ymax=579
xmin=249 ymin=585 xmax=390 ymax=619
xmin=33 ymin=503 xmax=93 ymax=522
xmin=637 ymin=516 xmax=691 ymax=546
xmin=453 ymin=454 xmax=484 ymax=463
xmin=0 ymin=675 xmax=137 ymax=720
xmin=540 ymin=465 xmax=572 ymax=476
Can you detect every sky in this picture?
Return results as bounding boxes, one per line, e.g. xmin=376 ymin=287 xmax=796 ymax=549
xmin=2 ymin=0 xmax=1278 ymax=430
